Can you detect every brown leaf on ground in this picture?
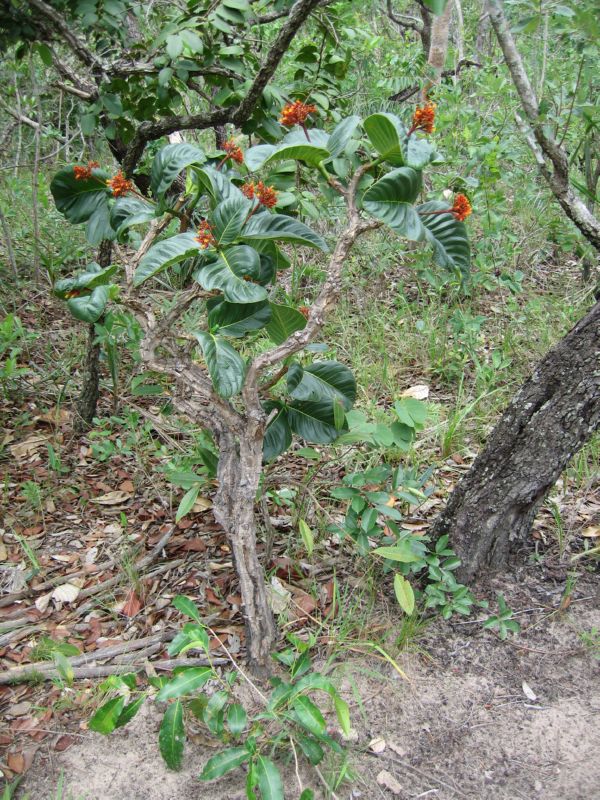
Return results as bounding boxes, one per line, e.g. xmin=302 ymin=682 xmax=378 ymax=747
xmin=92 ymin=490 xmax=131 ymax=505
xmin=54 ymin=735 xmax=76 ymax=752
xmin=122 ymin=590 xmax=142 ymax=618
xmin=118 ymin=479 xmax=135 ymax=493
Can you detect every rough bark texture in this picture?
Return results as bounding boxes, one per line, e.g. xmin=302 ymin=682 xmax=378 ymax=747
xmin=73 ymin=239 xmax=112 ymax=434
xmin=432 ymin=301 xmax=600 ymax=582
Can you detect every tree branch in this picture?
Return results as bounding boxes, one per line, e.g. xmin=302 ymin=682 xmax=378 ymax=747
xmin=486 ymin=0 xmax=600 ymax=251
xmin=385 ymin=0 xmax=423 ymax=32
xmin=28 ymin=0 xmax=105 ymax=74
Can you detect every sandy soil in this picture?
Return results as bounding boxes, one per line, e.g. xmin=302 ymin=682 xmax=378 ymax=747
xmin=22 ymin=570 xmax=600 ymax=800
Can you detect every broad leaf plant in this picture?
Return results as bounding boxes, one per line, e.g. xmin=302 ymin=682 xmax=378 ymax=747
xmin=50 ymin=100 xmax=471 ymax=671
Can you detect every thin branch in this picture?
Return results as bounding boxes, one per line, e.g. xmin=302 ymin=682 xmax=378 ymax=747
xmin=385 ymin=0 xmax=423 ymax=32
xmin=28 ymin=0 xmax=105 ymax=73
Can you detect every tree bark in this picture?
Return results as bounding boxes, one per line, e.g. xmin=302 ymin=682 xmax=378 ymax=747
xmin=73 ymin=239 xmax=112 ymax=434
xmin=432 ymin=301 xmax=600 ymax=582
xmin=212 ymin=429 xmax=276 ymax=675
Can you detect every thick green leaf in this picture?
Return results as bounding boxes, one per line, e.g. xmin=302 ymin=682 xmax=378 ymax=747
xmin=255 ymin=755 xmax=284 ymax=800
xmin=244 ymin=144 xmax=277 ymax=171
xmin=226 ymin=703 xmax=247 ymax=736
xmin=156 ymin=667 xmax=213 ymax=701
xmin=200 ymin=746 xmax=250 ymax=781
xmin=67 ymin=285 xmax=110 ymax=323
xmin=292 ymin=696 xmax=327 ymax=737
xmin=296 ymin=734 xmax=324 ymax=766
xmin=288 ymin=401 xmax=346 ymax=444
xmin=327 ymin=115 xmax=361 ymax=159
xmin=405 ymin=137 xmax=436 ymax=170
xmin=208 ymin=299 xmax=271 ymax=338
xmin=151 ymin=143 xmax=206 ymax=198
xmin=134 ymin=232 xmax=200 ymax=286
xmin=89 ymin=697 xmax=125 ymax=734
xmin=115 ymin=696 xmax=145 ymax=729
xmin=287 ymin=361 xmax=356 ymax=410
xmin=417 ymin=201 xmax=470 ymax=274
xmin=168 ymin=623 xmax=210 ymax=656
xmin=243 ymin=213 xmax=328 ymax=251
xmin=394 ymin=574 xmax=415 ymax=615
xmin=263 ymin=404 xmax=292 ymax=463
xmin=299 ymin=790 xmax=315 ymax=800
xmin=204 ymin=690 xmax=229 ymax=736
xmin=196 ymin=246 xmax=267 ymax=303
xmin=159 ymin=700 xmax=185 ymax=770
xmin=195 ymin=331 xmax=246 ymax=397
xmin=110 ymin=196 xmax=155 ymax=236
xmin=175 ymin=485 xmax=200 ymax=523
xmin=51 ymin=166 xmax=111 ymax=224
xmin=172 ymin=595 xmax=203 ymax=623
xmin=246 ymin=129 xmax=329 ymax=170
xmin=363 ymin=168 xmax=425 ymax=239
xmin=86 ymin=203 xmax=116 ymax=245
xmin=372 ymin=544 xmax=421 ymax=563
xmin=363 ymin=113 xmax=406 ymax=165
xmin=212 ymin=196 xmax=252 ymax=245
xmin=192 ymin=166 xmax=246 ymax=206
xmin=54 ymin=262 xmax=117 ymax=297
xmin=265 ymin=303 xmax=307 ymax=345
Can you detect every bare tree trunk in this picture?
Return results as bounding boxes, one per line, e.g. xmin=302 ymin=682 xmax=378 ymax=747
xmin=418 ymin=3 xmax=432 ymax=54
xmin=212 ymin=429 xmax=276 ymax=675
xmin=432 ymin=301 xmax=600 ymax=582
xmin=475 ymin=3 xmax=490 ymax=59
xmin=426 ymin=0 xmax=453 ymax=84
xmin=74 ymin=239 xmax=112 ymax=434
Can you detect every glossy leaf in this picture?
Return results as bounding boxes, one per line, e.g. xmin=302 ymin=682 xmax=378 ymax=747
xmin=288 ymin=400 xmax=346 ymax=443
xmin=363 ymin=167 xmax=425 ymax=239
xmin=192 ymin=165 xmax=246 ymax=206
xmin=405 ymin=137 xmax=436 ymax=170
xmin=195 ymin=331 xmax=246 ymax=397
xmin=292 ymin=696 xmax=327 ymax=736
xmin=417 ymin=201 xmax=470 ymax=274
xmin=110 ymin=196 xmax=156 ymax=236
xmin=159 ymin=700 xmax=185 ymax=770
xmin=212 ymin=196 xmax=252 ymax=245
xmin=155 ymin=667 xmax=213 ymax=701
xmin=363 ymin=113 xmax=406 ymax=165
xmin=89 ymin=697 xmax=125 ymax=734
xmin=208 ymin=299 xmax=271 ymax=337
xmin=243 ymin=213 xmax=328 ymax=251
xmin=115 ymin=696 xmax=145 ymax=729
xmin=134 ymin=232 xmax=200 ymax=286
xmin=394 ymin=574 xmax=415 ymax=615
xmin=372 ymin=544 xmax=421 ymax=563
xmin=51 ymin=166 xmax=111 ymax=224
xmin=151 ymin=143 xmax=206 ymax=198
xmin=263 ymin=404 xmax=292 ymax=462
xmin=296 ymin=734 xmax=324 ymax=766
xmin=200 ymin=746 xmax=250 ymax=781
xmin=196 ymin=245 xmax=267 ymax=303
xmin=67 ymin=285 xmax=110 ymax=323
xmin=86 ymin=203 xmax=116 ymax=245
xmin=173 ymin=595 xmax=203 ymax=624
xmin=287 ymin=360 xmax=356 ymax=410
xmin=175 ymin=485 xmax=200 ymax=523
xmin=327 ymin=115 xmax=361 ymax=159
xmin=54 ymin=262 xmax=117 ymax=297
xmin=226 ymin=703 xmax=247 ymax=736
xmin=255 ymin=755 xmax=284 ymax=800
xmin=265 ymin=303 xmax=307 ymax=344
xmin=246 ymin=129 xmax=329 ymax=170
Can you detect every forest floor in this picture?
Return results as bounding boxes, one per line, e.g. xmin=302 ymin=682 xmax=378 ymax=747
xmin=1 ymin=262 xmax=599 ymax=799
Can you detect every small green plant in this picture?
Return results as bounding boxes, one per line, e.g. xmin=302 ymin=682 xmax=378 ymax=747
xmin=88 ymin=597 xmax=350 ymax=799
xmin=483 ymin=593 xmax=520 ymax=639
xmin=579 ymin=627 xmax=600 ymax=660
xmin=0 ymin=314 xmax=37 ymax=398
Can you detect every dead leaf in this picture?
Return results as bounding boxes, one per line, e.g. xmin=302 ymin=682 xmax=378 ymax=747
xmin=400 ymin=384 xmax=429 ymax=400
xmin=369 ymin=737 xmax=386 ymax=754
xmin=0 ymin=540 xmax=7 ymax=561
xmin=52 ymin=583 xmax=81 ymax=604
xmin=10 ymin=435 xmax=49 ymax=460
xmin=582 ymin=526 xmax=600 ymax=538
xmin=192 ymin=496 xmax=213 ymax=512
xmin=35 ymin=592 xmax=52 ymax=613
xmin=37 ymin=407 xmax=71 ymax=427
xmin=376 ymin=770 xmax=403 ymax=795
xmin=7 ymin=748 xmax=36 ymax=774
xmin=54 ymin=735 xmax=75 ymax=752
xmin=267 ymin=577 xmax=291 ymax=614
xmin=522 ymin=681 xmax=537 ymax=701
xmin=122 ymin=590 xmax=142 ymax=617
xmin=118 ymin=479 xmax=135 ymax=493
xmin=8 ymin=701 xmax=32 ymax=717
xmin=92 ymin=490 xmax=131 ymax=506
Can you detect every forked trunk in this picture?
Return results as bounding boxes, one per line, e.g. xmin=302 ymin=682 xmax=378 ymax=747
xmin=212 ymin=428 xmax=276 ymax=675
xmin=432 ymin=301 xmax=600 ymax=582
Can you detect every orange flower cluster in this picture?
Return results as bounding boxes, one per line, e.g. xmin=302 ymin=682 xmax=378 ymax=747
xmin=410 ymin=102 xmax=436 ymax=135
xmin=106 ymin=171 xmax=133 ymax=197
xmin=298 ymin=305 xmax=310 ymax=319
xmin=222 ymin=139 xmax=244 ymax=164
xmin=73 ymin=161 xmax=100 ymax=180
xmin=241 ymin=181 xmax=278 ymax=209
xmin=279 ymin=100 xmax=317 ymax=127
xmin=451 ymin=193 xmax=472 ymax=222
xmin=195 ymin=220 xmax=216 ymax=249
